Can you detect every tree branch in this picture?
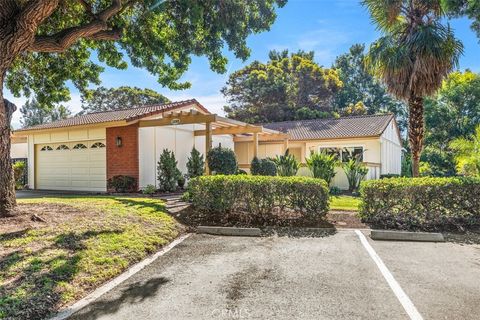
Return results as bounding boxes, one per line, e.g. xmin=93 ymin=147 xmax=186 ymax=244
xmin=27 ymin=0 xmax=125 ymax=53
xmin=77 ymin=0 xmax=96 ymax=19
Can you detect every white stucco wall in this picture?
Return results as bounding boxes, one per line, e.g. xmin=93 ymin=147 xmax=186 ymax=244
xmin=11 ymin=143 xmax=28 ymax=159
xmin=139 ymin=125 xmax=234 ymax=189
xmin=380 ymin=120 xmax=402 ymax=175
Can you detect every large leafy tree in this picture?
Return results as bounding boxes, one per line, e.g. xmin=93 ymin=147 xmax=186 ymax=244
xmin=449 ymin=125 xmax=480 ymax=176
xmin=20 ymin=99 xmax=71 ymax=127
xmin=222 ymin=50 xmax=342 ymax=123
xmin=0 ymin=0 xmax=286 ymax=216
xmin=80 ymin=86 xmax=170 ymax=113
xmin=332 ymin=43 xmax=407 ymax=131
xmin=422 ymin=70 xmax=480 ymax=176
xmin=363 ymin=0 xmax=463 ymax=177
xmin=443 ymin=0 xmax=480 ymax=39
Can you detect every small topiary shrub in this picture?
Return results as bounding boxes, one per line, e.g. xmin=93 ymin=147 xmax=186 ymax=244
xmin=251 ymin=157 xmax=277 ymax=176
xmin=359 ymin=177 xmax=480 ymax=231
xmin=186 ymin=147 xmax=204 ymax=178
xmin=108 ymin=175 xmax=137 ymax=193
xmin=187 ymin=175 xmax=330 ymax=223
xmin=207 ymin=146 xmax=238 ymax=175
xmin=157 ymin=149 xmax=181 ymax=192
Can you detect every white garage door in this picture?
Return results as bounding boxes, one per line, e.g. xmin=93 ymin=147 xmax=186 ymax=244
xmin=35 ymin=141 xmax=107 ymax=192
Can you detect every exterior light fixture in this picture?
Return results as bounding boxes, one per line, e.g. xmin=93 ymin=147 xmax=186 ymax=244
xmin=116 ymin=136 xmax=122 ymax=147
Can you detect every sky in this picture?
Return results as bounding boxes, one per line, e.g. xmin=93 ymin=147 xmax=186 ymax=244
xmin=6 ymin=0 xmax=480 ymax=128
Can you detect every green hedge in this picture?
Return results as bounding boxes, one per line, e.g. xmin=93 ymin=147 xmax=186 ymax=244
xmin=187 ymin=175 xmax=330 ymax=222
xmin=359 ymin=177 xmax=480 ymax=231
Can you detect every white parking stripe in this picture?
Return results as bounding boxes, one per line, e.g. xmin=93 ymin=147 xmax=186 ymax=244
xmin=355 ymin=230 xmax=423 ymax=320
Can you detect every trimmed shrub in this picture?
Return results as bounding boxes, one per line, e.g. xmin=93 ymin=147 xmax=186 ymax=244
xmin=187 ymin=175 xmax=330 ymax=222
xmin=251 ymin=157 xmax=277 ymax=176
xmin=186 ymin=147 xmax=204 ymax=178
xmin=207 ymin=146 xmax=238 ymax=175
xmin=108 ymin=175 xmax=137 ymax=192
xmin=359 ymin=177 xmax=480 ymax=231
xmin=157 ymin=149 xmax=181 ymax=192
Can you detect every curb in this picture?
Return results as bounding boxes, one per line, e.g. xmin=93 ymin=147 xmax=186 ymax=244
xmin=48 ymin=233 xmax=192 ymax=320
xmin=370 ymin=230 xmax=445 ymax=242
xmin=197 ymin=226 xmax=261 ymax=237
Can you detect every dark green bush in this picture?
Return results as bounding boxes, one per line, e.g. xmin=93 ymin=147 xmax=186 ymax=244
xmin=187 ymin=175 xmax=330 ymax=222
xmin=157 ymin=149 xmax=181 ymax=192
xmin=108 ymin=175 xmax=137 ymax=192
xmin=186 ymin=147 xmax=204 ymax=178
xmin=207 ymin=146 xmax=238 ymax=175
xmin=359 ymin=177 xmax=480 ymax=231
xmin=251 ymin=157 xmax=277 ymax=176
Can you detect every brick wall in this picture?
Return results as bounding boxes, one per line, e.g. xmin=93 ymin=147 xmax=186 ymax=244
xmin=106 ymin=124 xmax=139 ymax=190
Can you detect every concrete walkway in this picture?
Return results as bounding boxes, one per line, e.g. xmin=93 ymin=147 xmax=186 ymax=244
xmin=69 ymin=231 xmax=480 ymax=320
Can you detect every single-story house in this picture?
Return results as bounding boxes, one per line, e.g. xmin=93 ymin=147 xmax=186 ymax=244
xmin=12 ymin=99 xmax=401 ymax=191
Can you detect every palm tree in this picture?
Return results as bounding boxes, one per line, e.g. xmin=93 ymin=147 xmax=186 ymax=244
xmin=363 ymin=0 xmax=463 ymax=176
xmin=449 ymin=125 xmax=480 ymax=176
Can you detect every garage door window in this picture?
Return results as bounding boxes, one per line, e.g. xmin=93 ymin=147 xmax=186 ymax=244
xmin=40 ymin=146 xmax=53 ymax=151
xmin=73 ymin=143 xmax=87 ymax=150
xmin=91 ymin=142 xmax=106 ymax=148
xmin=56 ymin=144 xmax=70 ymax=150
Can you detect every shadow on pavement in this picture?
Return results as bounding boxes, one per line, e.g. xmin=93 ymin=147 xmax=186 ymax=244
xmin=70 ymin=277 xmax=170 ymax=320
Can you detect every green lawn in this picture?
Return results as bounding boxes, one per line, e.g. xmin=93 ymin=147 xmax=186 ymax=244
xmin=0 ymin=196 xmax=181 ymax=319
xmin=330 ymin=195 xmax=362 ymax=211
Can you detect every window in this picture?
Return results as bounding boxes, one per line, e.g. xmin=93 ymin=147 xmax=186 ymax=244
xmin=91 ymin=142 xmax=106 ymax=148
xmin=40 ymin=145 xmax=53 ymax=151
xmin=318 ymin=147 xmax=341 ymax=160
xmin=56 ymin=144 xmax=70 ymax=150
xmin=73 ymin=143 xmax=87 ymax=150
xmin=341 ymin=147 xmax=364 ymax=162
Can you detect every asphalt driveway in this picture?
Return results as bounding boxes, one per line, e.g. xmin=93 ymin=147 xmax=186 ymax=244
xmin=69 ymin=231 xmax=480 ymax=320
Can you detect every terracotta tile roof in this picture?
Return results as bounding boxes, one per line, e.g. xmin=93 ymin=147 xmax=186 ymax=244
xmin=262 ymin=114 xmax=395 ymax=141
xmin=15 ymin=99 xmax=207 ymax=132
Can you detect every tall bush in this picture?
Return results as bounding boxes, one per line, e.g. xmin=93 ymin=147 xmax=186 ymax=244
xmin=306 ymin=151 xmax=338 ymax=185
xmin=186 ymin=147 xmax=204 ymax=178
xmin=359 ymin=177 xmax=480 ymax=231
xmin=251 ymin=157 xmax=277 ymax=176
xmin=187 ymin=175 xmax=330 ymax=222
xmin=342 ymin=159 xmax=368 ymax=192
xmin=12 ymin=161 xmax=26 ymax=189
xmin=271 ymin=150 xmax=299 ymax=176
xmin=207 ymin=146 xmax=238 ymax=175
xmin=157 ymin=149 xmax=181 ymax=192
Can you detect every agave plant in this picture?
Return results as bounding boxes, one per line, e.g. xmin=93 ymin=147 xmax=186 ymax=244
xmin=271 ymin=149 xmax=299 ymax=176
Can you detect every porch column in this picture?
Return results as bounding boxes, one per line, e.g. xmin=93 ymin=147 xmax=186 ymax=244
xmin=205 ymin=121 xmax=212 ymax=175
xmin=253 ymin=132 xmax=259 ymax=159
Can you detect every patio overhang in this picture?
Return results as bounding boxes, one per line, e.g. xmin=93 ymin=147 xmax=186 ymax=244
xmin=137 ymin=110 xmax=289 ymax=173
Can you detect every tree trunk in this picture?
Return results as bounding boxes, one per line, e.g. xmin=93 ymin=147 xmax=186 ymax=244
xmin=408 ymin=95 xmax=424 ymax=177
xmin=0 ymin=79 xmax=17 ymax=217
